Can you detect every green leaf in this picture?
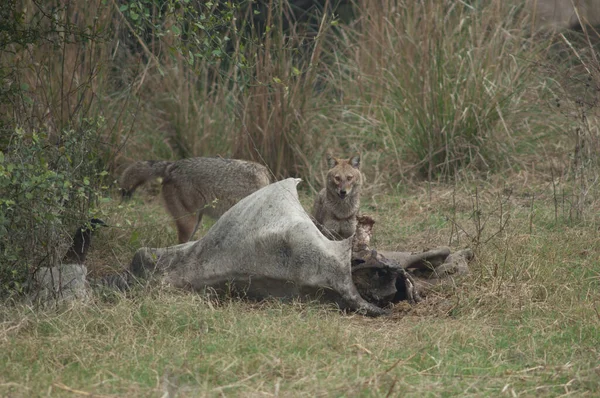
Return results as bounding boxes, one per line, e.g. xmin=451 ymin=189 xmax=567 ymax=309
xmin=119 ymin=4 xmax=128 ymax=11
xmin=128 ymin=230 xmax=139 ymax=245
xmin=171 ymin=25 xmax=181 ymax=35
xmin=129 ymin=10 xmax=138 ymax=20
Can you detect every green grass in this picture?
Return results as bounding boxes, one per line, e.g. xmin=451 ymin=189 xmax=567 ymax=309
xmin=1 ymin=176 xmax=599 ymax=397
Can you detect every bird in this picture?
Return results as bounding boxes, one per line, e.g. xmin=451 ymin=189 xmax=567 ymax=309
xmin=30 ymin=218 xmax=107 ymax=305
xmin=62 ymin=218 xmax=107 ymax=264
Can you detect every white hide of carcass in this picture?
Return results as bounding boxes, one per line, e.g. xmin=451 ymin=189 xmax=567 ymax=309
xmin=31 ymin=263 xmax=90 ymax=306
xmin=131 ymin=178 xmax=387 ymax=316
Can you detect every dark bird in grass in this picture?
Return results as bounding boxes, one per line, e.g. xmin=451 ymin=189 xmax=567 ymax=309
xmin=62 ymin=218 xmax=107 ymax=264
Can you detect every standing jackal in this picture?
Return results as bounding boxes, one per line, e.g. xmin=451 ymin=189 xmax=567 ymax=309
xmin=311 ymin=154 xmax=362 ymax=240
xmin=120 ymin=157 xmax=271 ymax=243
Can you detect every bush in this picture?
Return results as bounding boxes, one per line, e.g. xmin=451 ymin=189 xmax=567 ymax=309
xmin=0 ymin=0 xmax=110 ymax=297
xmin=0 ymin=123 xmax=108 ymax=296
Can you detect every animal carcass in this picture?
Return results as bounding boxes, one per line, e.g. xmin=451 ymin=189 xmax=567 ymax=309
xmin=130 ymin=178 xmax=392 ymax=316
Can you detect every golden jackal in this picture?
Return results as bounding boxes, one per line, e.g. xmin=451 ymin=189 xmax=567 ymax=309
xmin=120 ymin=157 xmax=271 ymax=243
xmin=311 ymin=154 xmax=362 ymax=240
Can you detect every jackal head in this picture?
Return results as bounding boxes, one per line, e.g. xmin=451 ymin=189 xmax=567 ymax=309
xmin=326 ymin=154 xmax=362 ymax=200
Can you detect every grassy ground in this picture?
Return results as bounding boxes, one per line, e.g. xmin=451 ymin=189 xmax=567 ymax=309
xmin=1 ymin=174 xmax=599 ymax=397
xmin=2 ymin=2 xmax=600 ymax=395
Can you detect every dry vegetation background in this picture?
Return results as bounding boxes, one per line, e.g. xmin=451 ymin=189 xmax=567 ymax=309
xmin=1 ymin=0 xmax=600 ymax=396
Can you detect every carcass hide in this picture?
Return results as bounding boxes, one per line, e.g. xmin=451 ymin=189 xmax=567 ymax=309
xmin=351 ymin=215 xmax=473 ymax=306
xmin=131 ymin=178 xmax=389 ymax=316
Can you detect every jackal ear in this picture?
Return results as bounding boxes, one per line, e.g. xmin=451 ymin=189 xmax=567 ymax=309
xmin=326 ymin=154 xmax=339 ymax=169
xmin=349 ymin=155 xmax=361 ymax=169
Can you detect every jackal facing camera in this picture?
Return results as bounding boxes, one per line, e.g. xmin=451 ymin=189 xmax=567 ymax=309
xmin=120 ymin=157 xmax=271 ymax=243
xmin=311 ymin=154 xmax=362 ymax=240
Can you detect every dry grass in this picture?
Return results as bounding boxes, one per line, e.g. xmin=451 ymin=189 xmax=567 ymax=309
xmin=324 ymin=0 xmax=542 ymax=179
xmin=105 ymin=0 xmax=562 ymax=185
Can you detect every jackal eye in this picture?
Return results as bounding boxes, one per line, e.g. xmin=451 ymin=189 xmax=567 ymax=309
xmin=334 ymin=175 xmax=341 ymax=182
xmin=346 ymin=175 xmax=353 ymax=181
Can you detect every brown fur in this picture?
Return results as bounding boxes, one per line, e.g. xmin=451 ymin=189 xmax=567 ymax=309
xmin=311 ymin=154 xmax=362 ymax=240
xmin=120 ymin=157 xmax=271 ymax=243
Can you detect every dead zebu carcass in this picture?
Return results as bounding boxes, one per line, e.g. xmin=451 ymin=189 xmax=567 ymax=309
xmin=350 ymin=215 xmax=473 ymax=306
xmin=130 ymin=178 xmax=402 ymax=316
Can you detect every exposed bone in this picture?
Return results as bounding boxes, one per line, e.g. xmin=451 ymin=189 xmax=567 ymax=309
xmin=350 ymin=215 xmax=473 ymax=305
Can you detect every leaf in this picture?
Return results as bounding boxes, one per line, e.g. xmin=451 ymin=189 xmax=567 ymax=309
xmin=171 ymin=25 xmax=181 ymax=35
xmin=129 ymin=10 xmax=138 ymax=20
xmin=128 ymin=230 xmax=139 ymax=245
xmin=119 ymin=4 xmax=128 ymax=11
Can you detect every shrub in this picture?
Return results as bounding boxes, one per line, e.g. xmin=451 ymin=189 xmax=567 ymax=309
xmin=0 ymin=0 xmax=110 ymax=297
xmin=0 ymin=124 xmax=107 ymax=296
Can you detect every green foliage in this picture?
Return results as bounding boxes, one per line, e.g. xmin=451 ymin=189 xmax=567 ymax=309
xmin=119 ymin=0 xmax=240 ymax=67
xmin=0 ymin=0 xmax=110 ymax=297
xmin=111 ymin=0 xmax=332 ymax=178
xmin=0 ymin=122 xmax=108 ymax=295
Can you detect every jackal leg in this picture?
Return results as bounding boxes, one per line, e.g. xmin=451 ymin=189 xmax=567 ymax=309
xmin=162 ymin=184 xmax=197 ymax=243
xmin=173 ymin=214 xmax=197 ymax=243
xmin=188 ymin=211 xmax=204 ymax=242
